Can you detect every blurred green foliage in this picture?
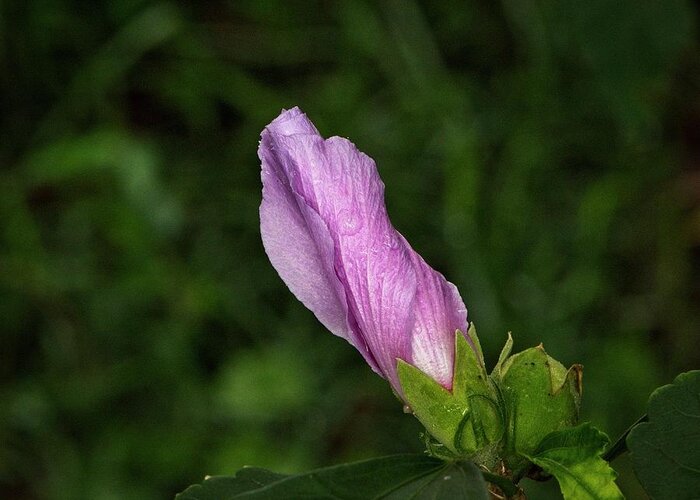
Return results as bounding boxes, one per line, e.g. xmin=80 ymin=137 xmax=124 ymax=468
xmin=1 ymin=1 xmax=699 ymax=498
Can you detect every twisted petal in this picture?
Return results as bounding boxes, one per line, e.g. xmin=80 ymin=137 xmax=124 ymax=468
xmin=407 ymin=247 xmax=468 ymax=389
xmin=259 ymin=107 xmax=468 ymax=392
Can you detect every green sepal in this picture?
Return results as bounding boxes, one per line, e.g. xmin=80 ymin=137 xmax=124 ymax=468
xmin=398 ymin=325 xmax=503 ymax=459
xmin=523 ymin=423 xmax=624 ymax=500
xmin=397 ymin=358 xmax=467 ymax=455
xmin=492 ymin=332 xmax=513 ymax=378
xmin=494 ymin=344 xmax=582 ymax=469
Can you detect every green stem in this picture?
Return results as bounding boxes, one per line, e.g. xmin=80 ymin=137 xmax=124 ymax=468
xmin=481 ymin=471 xmax=519 ymax=498
xmin=602 ymin=414 xmax=648 ymax=463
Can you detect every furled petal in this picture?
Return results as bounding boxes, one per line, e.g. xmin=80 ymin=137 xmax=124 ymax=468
xmin=407 ymin=247 xmax=468 ymax=389
xmin=259 ymin=107 xmax=468 ymax=393
xmin=260 ymin=113 xmax=374 ymax=368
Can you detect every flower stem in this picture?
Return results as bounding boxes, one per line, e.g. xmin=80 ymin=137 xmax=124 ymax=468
xmin=482 ymin=471 xmax=521 ymax=498
xmin=602 ymin=413 xmax=648 ymax=463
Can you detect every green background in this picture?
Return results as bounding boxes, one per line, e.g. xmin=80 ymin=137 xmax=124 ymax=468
xmin=2 ymin=1 xmax=699 ymax=498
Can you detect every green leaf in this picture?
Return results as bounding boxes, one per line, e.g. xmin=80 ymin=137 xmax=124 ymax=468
xmin=523 ymin=423 xmax=623 ymax=500
xmin=398 ymin=326 xmax=503 ymax=457
xmin=175 ymin=454 xmax=490 ymax=499
xmin=177 ymin=468 xmax=286 ymax=498
xmin=627 ymin=370 xmax=700 ymax=499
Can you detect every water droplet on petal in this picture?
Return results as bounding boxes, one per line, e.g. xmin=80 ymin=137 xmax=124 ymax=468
xmin=383 ymin=233 xmax=399 ymax=249
xmin=337 ymin=209 xmax=363 ymax=235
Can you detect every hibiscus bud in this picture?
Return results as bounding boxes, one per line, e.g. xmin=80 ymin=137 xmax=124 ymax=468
xmin=493 ymin=343 xmax=582 ymax=469
xmin=259 ymin=107 xmax=472 ymax=397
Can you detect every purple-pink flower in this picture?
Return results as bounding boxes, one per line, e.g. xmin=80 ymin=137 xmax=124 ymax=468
xmin=259 ymin=107 xmax=469 ymax=396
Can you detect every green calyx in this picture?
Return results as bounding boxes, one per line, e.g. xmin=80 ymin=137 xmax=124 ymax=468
xmin=397 ymin=325 xmax=582 ymax=473
xmin=397 ymin=324 xmax=504 ymax=463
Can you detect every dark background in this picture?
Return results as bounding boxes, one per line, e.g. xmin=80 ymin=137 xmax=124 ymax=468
xmin=2 ymin=1 xmax=699 ymax=498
